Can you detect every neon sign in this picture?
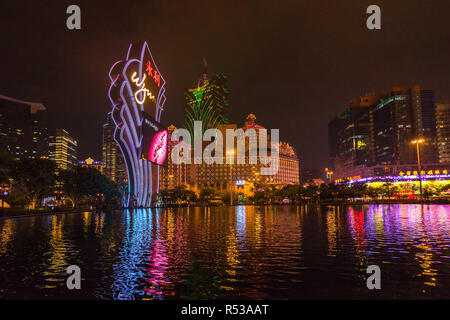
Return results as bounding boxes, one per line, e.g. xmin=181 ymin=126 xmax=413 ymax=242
xmin=141 ymin=113 xmax=168 ymax=165
xmin=149 ymin=130 xmax=168 ymax=165
xmin=131 ymin=72 xmax=155 ymax=104
xmin=145 ymin=61 xmax=161 ymax=87
xmin=108 ymin=41 xmax=167 ymax=208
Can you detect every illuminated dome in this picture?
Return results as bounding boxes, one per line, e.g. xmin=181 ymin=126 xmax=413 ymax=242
xmin=168 ymin=124 xmax=177 ymax=131
xmin=279 ymin=142 xmax=297 ymax=157
xmin=242 ymin=113 xmax=265 ymax=129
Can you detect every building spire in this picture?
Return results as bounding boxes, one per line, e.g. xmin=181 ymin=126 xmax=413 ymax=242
xmin=202 ymin=58 xmax=208 ymax=77
xmin=197 ymin=58 xmax=209 ymax=87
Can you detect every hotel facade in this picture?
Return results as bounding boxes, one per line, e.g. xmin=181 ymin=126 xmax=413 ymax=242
xmin=160 ymin=114 xmax=300 ymax=198
xmin=328 ymin=85 xmax=449 ymax=181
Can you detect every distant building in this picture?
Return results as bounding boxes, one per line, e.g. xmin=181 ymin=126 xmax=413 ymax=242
xmin=168 ymin=114 xmax=300 ymax=197
xmin=370 ymin=86 xmax=437 ymax=166
xmin=78 ymin=157 xmax=103 ymax=173
xmin=301 ymin=167 xmax=322 ymax=185
xmin=275 ymin=142 xmax=300 ymax=185
xmin=159 ymin=125 xmax=192 ymax=190
xmin=0 ymin=94 xmax=48 ymax=160
xmin=184 ymin=61 xmax=230 ymax=143
xmin=304 ymin=179 xmax=325 ymax=187
xmin=102 ymin=112 xmax=127 ymax=184
xmin=436 ymin=101 xmax=450 ymax=163
xmin=328 ymin=85 xmax=446 ymax=181
xmin=328 ymin=93 xmax=379 ymax=179
xmin=49 ymin=128 xmax=77 ymax=170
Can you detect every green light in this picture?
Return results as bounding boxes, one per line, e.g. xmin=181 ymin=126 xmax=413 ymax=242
xmin=184 ymin=73 xmax=230 ymax=144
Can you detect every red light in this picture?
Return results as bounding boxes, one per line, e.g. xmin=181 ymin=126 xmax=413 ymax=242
xmin=145 ymin=61 xmax=161 ymax=87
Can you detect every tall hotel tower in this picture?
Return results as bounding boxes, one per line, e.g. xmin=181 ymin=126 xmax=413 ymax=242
xmin=435 ymin=101 xmax=450 ymax=163
xmin=184 ymin=60 xmax=230 ymax=144
xmin=48 ymin=128 xmax=78 ymax=171
xmin=102 ymin=112 xmax=127 ymax=184
xmin=0 ymin=94 xmax=48 ymax=160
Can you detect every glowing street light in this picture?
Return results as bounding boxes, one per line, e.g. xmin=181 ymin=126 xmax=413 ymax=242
xmin=411 ymin=138 xmax=424 ymax=201
xmin=325 ymin=168 xmax=334 ymax=184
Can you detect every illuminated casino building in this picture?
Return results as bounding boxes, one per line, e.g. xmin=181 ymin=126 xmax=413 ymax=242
xmin=184 ymin=60 xmax=230 ymax=143
xmin=49 ymin=128 xmax=78 ymax=171
xmin=435 ymin=101 xmax=450 ymax=163
xmin=78 ymin=157 xmax=103 ymax=173
xmin=329 ymin=85 xmax=448 ymax=181
xmin=276 ymin=142 xmax=300 ymax=185
xmin=170 ymin=114 xmax=300 ymax=197
xmin=0 ymin=94 xmax=48 ymax=160
xmin=108 ymin=41 xmax=168 ymax=207
xmin=102 ymin=112 xmax=127 ymax=184
xmin=159 ymin=125 xmax=192 ymax=190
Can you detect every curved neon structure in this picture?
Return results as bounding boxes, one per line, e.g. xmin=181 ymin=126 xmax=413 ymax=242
xmin=108 ymin=42 xmax=166 ymax=207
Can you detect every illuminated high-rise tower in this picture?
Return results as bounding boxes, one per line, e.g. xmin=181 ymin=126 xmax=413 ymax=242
xmin=436 ymin=101 xmax=450 ymax=163
xmin=48 ymin=128 xmax=77 ymax=171
xmin=0 ymin=94 xmax=48 ymax=160
xmin=184 ymin=60 xmax=229 ymax=144
xmin=102 ymin=112 xmax=127 ymax=184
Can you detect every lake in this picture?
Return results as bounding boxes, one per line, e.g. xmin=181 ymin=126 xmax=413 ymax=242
xmin=0 ymin=204 xmax=449 ymax=299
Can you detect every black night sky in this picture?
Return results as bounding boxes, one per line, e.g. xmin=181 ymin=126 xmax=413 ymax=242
xmin=0 ymin=0 xmax=449 ymax=170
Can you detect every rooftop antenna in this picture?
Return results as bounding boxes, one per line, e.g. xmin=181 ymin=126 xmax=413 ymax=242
xmin=202 ymin=58 xmax=208 ymax=80
xmin=198 ymin=58 xmax=208 ymax=87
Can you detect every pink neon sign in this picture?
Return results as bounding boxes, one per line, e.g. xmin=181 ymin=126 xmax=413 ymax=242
xmin=148 ymin=130 xmax=168 ymax=165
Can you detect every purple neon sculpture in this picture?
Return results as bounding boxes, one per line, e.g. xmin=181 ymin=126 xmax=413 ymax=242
xmin=108 ymin=42 xmax=166 ymax=207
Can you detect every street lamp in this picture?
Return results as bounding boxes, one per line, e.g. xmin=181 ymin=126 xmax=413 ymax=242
xmin=325 ymin=168 xmax=334 ymax=184
xmin=0 ymin=184 xmax=10 ymax=214
xmin=226 ymin=150 xmax=235 ymax=206
xmin=411 ymin=139 xmax=424 ymax=201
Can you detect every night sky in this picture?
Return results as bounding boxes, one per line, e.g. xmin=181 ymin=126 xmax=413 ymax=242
xmin=0 ymin=0 xmax=449 ymax=170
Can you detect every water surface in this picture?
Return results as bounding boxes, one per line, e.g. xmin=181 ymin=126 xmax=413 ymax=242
xmin=0 ymin=204 xmax=449 ymax=299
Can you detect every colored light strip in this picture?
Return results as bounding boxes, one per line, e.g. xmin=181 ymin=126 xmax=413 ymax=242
xmin=346 ymin=174 xmax=450 ymax=184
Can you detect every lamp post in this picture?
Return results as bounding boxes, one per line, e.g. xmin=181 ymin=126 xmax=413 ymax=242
xmin=227 ymin=150 xmax=235 ymax=206
xmin=411 ymin=139 xmax=424 ymax=201
xmin=325 ymin=168 xmax=334 ymax=184
xmin=1 ymin=185 xmax=10 ymax=214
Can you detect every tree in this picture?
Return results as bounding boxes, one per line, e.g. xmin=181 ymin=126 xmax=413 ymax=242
xmin=200 ymin=187 xmax=215 ymax=203
xmin=379 ymin=181 xmax=397 ymax=199
xmin=220 ymin=191 xmax=239 ymax=205
xmin=303 ymin=185 xmax=320 ymax=202
xmin=348 ymin=183 xmax=368 ymax=200
xmin=59 ymin=166 xmax=119 ymax=209
xmin=9 ymin=158 xmax=57 ymax=209
xmin=278 ymin=184 xmax=301 ymax=203
xmin=437 ymin=182 xmax=450 ymax=196
xmin=0 ymin=151 xmax=13 ymax=184
xmin=157 ymin=185 xmax=198 ymax=206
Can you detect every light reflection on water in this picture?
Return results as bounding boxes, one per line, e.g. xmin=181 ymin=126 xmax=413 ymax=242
xmin=0 ymin=204 xmax=449 ymax=299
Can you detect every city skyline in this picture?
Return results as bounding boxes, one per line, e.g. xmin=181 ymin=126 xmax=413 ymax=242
xmin=0 ymin=1 xmax=449 ymax=170
xmin=0 ymin=1 xmax=449 ymax=303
